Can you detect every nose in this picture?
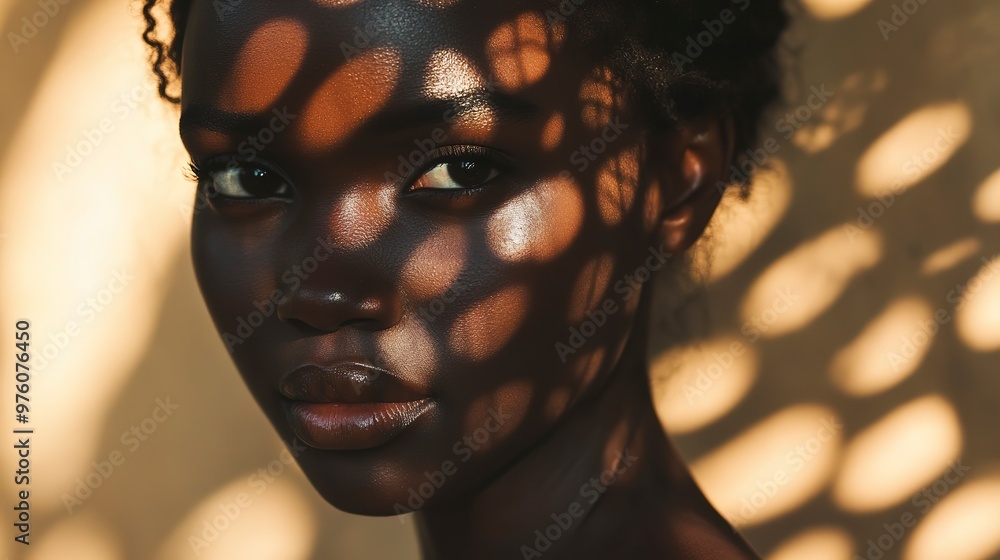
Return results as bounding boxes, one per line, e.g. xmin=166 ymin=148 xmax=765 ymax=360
xmin=277 ymin=285 xmax=402 ymax=333
xmin=275 ymin=182 xmax=405 ymax=333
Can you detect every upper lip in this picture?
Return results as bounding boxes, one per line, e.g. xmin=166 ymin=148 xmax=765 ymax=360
xmin=279 ymin=361 xmax=429 ymax=404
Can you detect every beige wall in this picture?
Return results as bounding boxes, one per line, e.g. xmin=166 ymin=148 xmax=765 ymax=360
xmin=1 ymin=0 xmax=998 ymax=558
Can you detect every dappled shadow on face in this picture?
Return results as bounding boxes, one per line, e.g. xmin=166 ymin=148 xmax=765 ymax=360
xmin=21 ymin=0 xmax=1000 ymax=557
xmin=179 ymin=1 xmax=672 ymax=541
xmin=218 ymin=18 xmax=308 ymax=114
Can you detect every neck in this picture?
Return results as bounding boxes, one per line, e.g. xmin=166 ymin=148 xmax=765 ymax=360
xmin=414 ymin=311 xmax=757 ymax=559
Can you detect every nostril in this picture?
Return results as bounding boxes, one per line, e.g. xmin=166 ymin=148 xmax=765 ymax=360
xmin=282 ymin=316 xmax=329 ymax=335
xmin=275 ymin=287 xmax=400 ymax=334
xmin=339 ymin=317 xmax=379 ymax=330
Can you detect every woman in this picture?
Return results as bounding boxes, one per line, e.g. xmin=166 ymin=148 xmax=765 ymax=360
xmin=143 ymin=0 xmax=789 ymax=557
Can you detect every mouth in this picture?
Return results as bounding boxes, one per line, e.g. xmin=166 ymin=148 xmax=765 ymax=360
xmin=279 ymin=361 xmax=434 ymax=451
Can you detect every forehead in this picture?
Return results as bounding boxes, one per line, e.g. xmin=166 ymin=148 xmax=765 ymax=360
xmin=179 ymin=0 xmax=618 ymax=154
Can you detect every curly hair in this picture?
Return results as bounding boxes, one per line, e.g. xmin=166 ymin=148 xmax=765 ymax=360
xmin=141 ymin=0 xmax=789 ymax=186
xmin=141 ymin=0 xmax=191 ymax=104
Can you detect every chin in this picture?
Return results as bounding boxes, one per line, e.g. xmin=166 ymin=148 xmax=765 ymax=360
xmin=291 ymin=445 xmax=459 ymax=517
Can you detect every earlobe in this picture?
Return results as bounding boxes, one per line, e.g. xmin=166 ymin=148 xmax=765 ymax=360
xmin=652 ymin=115 xmax=736 ymax=255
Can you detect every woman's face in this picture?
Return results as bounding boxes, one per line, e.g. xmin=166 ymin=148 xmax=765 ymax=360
xmin=181 ymin=0 xmax=674 ymax=514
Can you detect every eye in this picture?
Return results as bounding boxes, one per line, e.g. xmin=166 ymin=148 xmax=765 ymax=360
xmin=409 ymin=146 xmax=505 ymax=192
xmin=193 ymin=158 xmax=292 ymax=200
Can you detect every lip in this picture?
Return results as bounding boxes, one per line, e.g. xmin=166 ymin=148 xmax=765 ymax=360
xmin=279 ymin=362 xmax=433 ymax=450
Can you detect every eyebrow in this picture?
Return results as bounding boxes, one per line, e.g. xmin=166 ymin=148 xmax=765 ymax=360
xmin=179 ymin=105 xmax=270 ymax=141
xmin=179 ymin=90 xmax=542 ymax=141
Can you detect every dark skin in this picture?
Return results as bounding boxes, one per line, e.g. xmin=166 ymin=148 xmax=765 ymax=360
xmin=179 ymin=0 xmax=758 ymax=557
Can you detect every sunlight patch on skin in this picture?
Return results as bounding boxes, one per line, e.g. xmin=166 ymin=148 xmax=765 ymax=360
xmin=549 ymin=19 xmax=567 ymax=50
xmin=401 ymin=222 xmax=468 ymax=301
xmin=183 ymin=128 xmax=236 ymax=155
xmin=766 ymin=526 xmax=854 ymax=560
xmin=641 ymin=178 xmax=663 ymax=233
xmin=313 ymin=0 xmax=365 ymax=6
xmin=423 ymin=48 xmax=487 ymax=100
xmin=421 ymin=48 xmax=497 ymax=141
xmin=486 ymin=12 xmax=551 ymax=91
xmin=448 ymin=105 xmax=498 ymax=143
xmin=486 ymin=175 xmax=584 ymax=262
xmin=602 ymin=417 xmax=638 ymax=481
xmin=596 ymin=146 xmax=640 ymax=226
xmin=651 ymin=334 xmax=759 ymax=435
xmin=855 ymin=102 xmax=971 ymax=198
xmin=955 ymin=255 xmax=1000 ymax=351
xmin=323 ymin=185 xmax=396 ymax=251
xmin=377 ymin=314 xmax=440 ymax=382
xmin=799 ymin=0 xmax=876 ymax=20
xmin=540 ymin=112 xmax=565 ymax=151
xmin=297 ymin=47 xmax=401 ymax=153
xmin=567 ymin=252 xmax=616 ymax=323
xmin=579 ymin=66 xmax=624 ymax=129
xmin=904 ymin=472 xmax=1000 ymax=560
xmin=219 ymin=18 xmax=307 ymax=114
xmin=544 ymin=386 xmax=572 ymax=422
xmin=449 ymin=284 xmax=529 ymax=361
xmin=833 ymin=395 xmax=962 ymax=513
xmin=828 ymin=296 xmax=935 ymax=397
xmin=921 ymin=237 xmax=981 ymax=275
xmin=461 ymin=379 xmax=532 ymax=440
xmin=572 ymin=345 xmax=608 ymax=392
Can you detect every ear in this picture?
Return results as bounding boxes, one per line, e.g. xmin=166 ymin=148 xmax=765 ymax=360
xmin=646 ymin=115 xmax=736 ymax=255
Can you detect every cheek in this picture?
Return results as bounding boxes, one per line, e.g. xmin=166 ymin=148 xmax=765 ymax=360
xmin=460 ymin=379 xmax=534 ymax=449
xmin=448 ymin=284 xmax=530 ymax=361
xmin=556 ymin=252 xmax=644 ymax=409
xmin=400 ymin=222 xmax=468 ymax=301
xmin=393 ymin=177 xmax=588 ymax=370
xmin=418 ymin=174 xmax=642 ymax=408
xmin=486 ymin=176 xmax=584 ymax=262
xmin=474 ymin=176 xmax=647 ymax=417
xmin=190 ymin=214 xmax=282 ymax=340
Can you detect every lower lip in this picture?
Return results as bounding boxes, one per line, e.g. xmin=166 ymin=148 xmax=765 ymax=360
xmin=285 ymin=400 xmax=433 ymax=450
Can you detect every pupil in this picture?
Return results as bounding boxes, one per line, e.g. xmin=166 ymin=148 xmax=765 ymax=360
xmin=242 ymin=167 xmax=283 ymax=197
xmin=447 ymin=159 xmax=492 ymax=187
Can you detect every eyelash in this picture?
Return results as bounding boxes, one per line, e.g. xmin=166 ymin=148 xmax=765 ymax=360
xmin=405 ymin=144 xmax=510 ymax=198
xmin=184 ymin=157 xmax=293 ymax=203
xmin=183 ymin=160 xmax=204 ymax=183
xmin=183 ymin=144 xmax=511 ymax=199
